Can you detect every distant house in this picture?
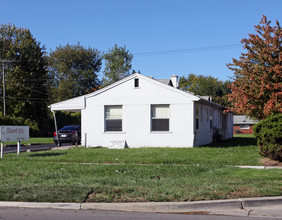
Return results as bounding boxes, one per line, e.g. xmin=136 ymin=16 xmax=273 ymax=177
xmin=233 ymin=115 xmax=259 ymax=134
xmin=50 ymin=73 xmax=233 ymax=148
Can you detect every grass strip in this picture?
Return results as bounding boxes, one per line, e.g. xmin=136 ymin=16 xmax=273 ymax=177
xmin=5 ymin=136 xmax=261 ymax=165
xmin=0 ymin=135 xmax=281 ymax=203
xmin=0 ymin=162 xmax=281 ymax=203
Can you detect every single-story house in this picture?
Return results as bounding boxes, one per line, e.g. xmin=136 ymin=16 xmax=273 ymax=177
xmin=233 ymin=115 xmax=259 ymax=134
xmin=50 ymin=73 xmax=233 ymax=148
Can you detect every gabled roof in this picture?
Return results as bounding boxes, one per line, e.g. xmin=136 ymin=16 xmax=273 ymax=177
xmin=80 ymin=73 xmax=199 ymax=100
xmin=156 ymin=79 xmax=172 ymax=86
xmin=49 ymin=73 xmax=226 ymax=112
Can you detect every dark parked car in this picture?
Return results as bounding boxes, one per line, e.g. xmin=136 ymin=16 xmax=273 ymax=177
xmin=54 ymin=125 xmax=81 ymax=146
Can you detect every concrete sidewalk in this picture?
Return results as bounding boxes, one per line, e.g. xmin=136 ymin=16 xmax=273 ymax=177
xmin=235 ymin=165 xmax=282 ymax=169
xmin=0 ymin=196 xmax=281 ymax=218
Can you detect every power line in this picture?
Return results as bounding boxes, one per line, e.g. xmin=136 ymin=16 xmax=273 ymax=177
xmin=7 ymin=96 xmax=51 ymax=101
xmin=5 ymin=78 xmax=50 ymax=81
xmin=0 ymin=59 xmax=19 ymax=116
xmin=5 ymin=99 xmax=50 ymax=104
xmin=6 ymin=82 xmax=50 ymax=96
xmin=133 ymin=44 xmax=241 ymax=57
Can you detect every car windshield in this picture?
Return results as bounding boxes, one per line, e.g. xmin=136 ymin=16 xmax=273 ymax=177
xmin=60 ymin=125 xmax=80 ymax=131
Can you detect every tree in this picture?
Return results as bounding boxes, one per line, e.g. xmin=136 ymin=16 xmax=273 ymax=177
xmin=49 ymin=43 xmax=102 ymax=102
xmin=131 ymin=69 xmax=141 ymax=74
xmin=0 ymin=24 xmax=49 ymax=135
xmin=227 ymin=16 xmax=282 ymax=120
xmin=102 ymin=44 xmax=133 ymax=86
xmin=179 ymin=74 xmax=231 ymax=106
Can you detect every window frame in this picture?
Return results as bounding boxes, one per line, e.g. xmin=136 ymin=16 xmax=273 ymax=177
xmin=134 ymin=78 xmax=139 ymax=88
xmin=151 ymin=104 xmax=170 ymax=132
xmin=210 ymin=110 xmax=213 ymax=129
xmin=240 ymin=124 xmax=250 ymax=129
xmin=200 ymin=107 xmax=203 ymax=122
xmin=104 ymin=105 xmax=123 ymax=132
xmin=195 ymin=106 xmax=199 ymax=130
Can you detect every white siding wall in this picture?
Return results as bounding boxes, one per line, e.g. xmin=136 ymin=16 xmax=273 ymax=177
xmin=225 ymin=113 xmax=234 ymax=139
xmin=82 ymin=77 xmax=195 ymax=148
xmin=194 ymin=103 xmax=232 ymax=146
xmin=194 ymin=104 xmax=214 ymax=146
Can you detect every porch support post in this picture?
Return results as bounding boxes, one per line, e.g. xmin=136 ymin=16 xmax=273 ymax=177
xmin=52 ymin=110 xmax=60 ymax=146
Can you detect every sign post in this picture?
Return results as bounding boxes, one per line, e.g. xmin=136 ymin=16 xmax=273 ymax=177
xmin=0 ymin=126 xmax=29 ymax=158
xmin=17 ymin=141 xmax=21 ymax=155
xmin=0 ymin=143 xmax=3 ymax=158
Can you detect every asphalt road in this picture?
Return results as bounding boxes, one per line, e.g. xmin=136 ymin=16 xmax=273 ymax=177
xmin=0 ymin=208 xmax=280 ymax=220
xmin=3 ymin=143 xmax=71 ymax=154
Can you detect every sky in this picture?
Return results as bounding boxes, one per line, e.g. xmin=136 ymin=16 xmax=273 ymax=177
xmin=1 ymin=0 xmax=281 ymax=81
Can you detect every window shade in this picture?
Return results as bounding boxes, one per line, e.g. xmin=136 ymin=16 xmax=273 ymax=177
xmin=152 ymin=105 xmax=169 ymax=118
xmin=105 ymin=106 xmax=122 ymax=119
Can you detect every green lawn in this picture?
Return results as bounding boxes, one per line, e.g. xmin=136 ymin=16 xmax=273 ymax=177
xmin=0 ymin=135 xmax=281 ymax=203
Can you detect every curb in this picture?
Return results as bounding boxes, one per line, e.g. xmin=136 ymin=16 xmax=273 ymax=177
xmin=29 ymin=143 xmax=53 ymax=146
xmin=0 ymin=201 xmax=80 ymax=210
xmin=27 ymin=147 xmax=52 ymax=152
xmin=0 ymin=197 xmax=281 ymax=213
xmin=240 ymin=196 xmax=282 ymax=208
xmin=80 ymin=200 xmax=242 ymax=212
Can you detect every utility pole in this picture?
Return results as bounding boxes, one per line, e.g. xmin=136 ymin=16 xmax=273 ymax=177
xmin=1 ymin=60 xmax=17 ymax=117
xmin=2 ymin=62 xmax=5 ymax=116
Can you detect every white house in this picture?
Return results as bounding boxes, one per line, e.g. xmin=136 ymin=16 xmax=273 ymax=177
xmin=50 ymin=73 xmax=233 ymax=148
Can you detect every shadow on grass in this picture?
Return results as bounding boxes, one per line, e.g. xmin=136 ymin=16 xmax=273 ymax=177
xmin=202 ymin=137 xmax=257 ymax=148
xmin=29 ymin=152 xmax=67 ymax=157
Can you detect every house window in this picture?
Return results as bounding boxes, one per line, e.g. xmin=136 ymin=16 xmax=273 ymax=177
xmin=210 ymin=110 xmax=213 ymax=129
xmin=105 ymin=105 xmax=122 ymax=131
xmin=134 ymin=78 xmax=139 ymax=88
xmin=200 ymin=107 xmax=203 ymax=122
xmin=195 ymin=107 xmax=199 ymax=130
xmin=240 ymin=125 xmax=250 ymax=129
xmin=151 ymin=105 xmax=169 ymax=131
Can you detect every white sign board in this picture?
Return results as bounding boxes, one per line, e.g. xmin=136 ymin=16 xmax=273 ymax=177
xmin=109 ymin=140 xmax=126 ymax=149
xmin=0 ymin=126 xmax=29 ymax=142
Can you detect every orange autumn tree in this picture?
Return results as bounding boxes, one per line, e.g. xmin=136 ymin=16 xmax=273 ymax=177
xmin=228 ymin=15 xmax=282 ymax=120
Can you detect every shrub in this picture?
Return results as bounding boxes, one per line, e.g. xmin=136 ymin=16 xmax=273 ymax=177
xmin=213 ymin=127 xmax=223 ymax=142
xmin=253 ymin=114 xmax=282 ymax=161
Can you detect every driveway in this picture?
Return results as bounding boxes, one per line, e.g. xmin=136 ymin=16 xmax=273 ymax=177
xmin=3 ymin=143 xmax=73 ymax=154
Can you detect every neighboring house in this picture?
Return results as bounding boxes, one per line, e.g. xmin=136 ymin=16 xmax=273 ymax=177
xmin=233 ymin=115 xmax=259 ymax=134
xmin=50 ymin=73 xmax=233 ymax=148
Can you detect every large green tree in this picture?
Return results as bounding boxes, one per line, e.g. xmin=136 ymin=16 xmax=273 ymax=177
xmin=49 ymin=43 xmax=102 ymax=102
xmin=179 ymin=74 xmax=231 ymax=106
xmin=227 ymin=16 xmax=282 ymax=120
xmin=102 ymin=44 xmax=133 ymax=86
xmin=0 ymin=24 xmax=49 ymax=135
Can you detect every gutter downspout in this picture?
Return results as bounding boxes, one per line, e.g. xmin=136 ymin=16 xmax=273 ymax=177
xmin=52 ymin=110 xmax=60 ymax=146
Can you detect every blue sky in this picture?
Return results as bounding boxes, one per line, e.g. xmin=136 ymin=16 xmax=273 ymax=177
xmin=1 ymin=0 xmax=281 ymax=81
